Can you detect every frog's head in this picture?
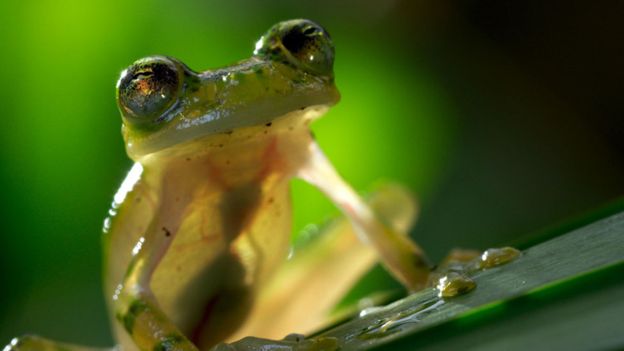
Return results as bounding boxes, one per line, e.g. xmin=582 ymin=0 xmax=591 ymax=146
xmin=116 ymin=19 xmax=339 ymax=160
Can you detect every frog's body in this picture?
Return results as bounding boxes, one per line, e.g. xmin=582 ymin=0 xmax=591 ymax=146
xmin=104 ymin=108 xmax=340 ymax=349
xmin=5 ymin=20 xmax=432 ymax=351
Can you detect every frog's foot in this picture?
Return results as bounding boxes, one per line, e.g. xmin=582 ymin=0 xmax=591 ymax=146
xmin=212 ymin=334 xmax=338 ymax=351
xmin=3 ymin=335 xmax=111 ymax=351
xmin=428 ymin=247 xmax=522 ymax=298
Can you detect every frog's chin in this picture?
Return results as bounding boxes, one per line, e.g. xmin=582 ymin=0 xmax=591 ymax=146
xmin=124 ymin=102 xmax=334 ymax=161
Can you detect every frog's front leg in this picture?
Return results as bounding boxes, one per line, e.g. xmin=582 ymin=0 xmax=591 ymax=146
xmin=297 ymin=141 xmax=431 ymax=291
xmin=3 ymin=335 xmax=111 ymax=351
xmin=113 ymin=195 xmax=199 ymax=351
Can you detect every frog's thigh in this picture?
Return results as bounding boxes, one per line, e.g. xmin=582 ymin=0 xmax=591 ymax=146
xmin=229 ymin=182 xmax=420 ymax=340
xmin=3 ymin=335 xmax=111 ymax=351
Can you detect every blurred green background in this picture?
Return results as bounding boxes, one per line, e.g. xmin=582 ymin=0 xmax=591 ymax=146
xmin=1 ymin=0 xmax=623 ymax=347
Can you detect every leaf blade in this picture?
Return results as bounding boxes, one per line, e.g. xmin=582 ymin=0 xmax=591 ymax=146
xmin=319 ymin=211 xmax=624 ymax=350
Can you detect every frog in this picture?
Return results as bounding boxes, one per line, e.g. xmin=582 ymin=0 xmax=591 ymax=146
xmin=4 ymin=19 xmax=497 ymax=351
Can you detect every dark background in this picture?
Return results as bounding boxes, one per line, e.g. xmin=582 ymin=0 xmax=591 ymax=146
xmin=1 ymin=0 xmax=622 ymax=346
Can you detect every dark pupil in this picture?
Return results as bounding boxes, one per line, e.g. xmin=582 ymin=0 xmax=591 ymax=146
xmin=121 ymin=62 xmax=178 ymax=119
xmin=282 ymin=26 xmax=316 ymax=54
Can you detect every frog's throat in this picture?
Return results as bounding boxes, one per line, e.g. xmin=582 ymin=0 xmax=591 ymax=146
xmin=124 ymin=104 xmax=332 ymax=161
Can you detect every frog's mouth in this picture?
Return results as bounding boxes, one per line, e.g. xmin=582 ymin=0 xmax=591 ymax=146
xmin=123 ymin=87 xmax=340 ymax=161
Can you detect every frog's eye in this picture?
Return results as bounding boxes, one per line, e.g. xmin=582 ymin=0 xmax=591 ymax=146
xmin=116 ymin=56 xmax=183 ymax=129
xmin=256 ymin=19 xmax=335 ymax=76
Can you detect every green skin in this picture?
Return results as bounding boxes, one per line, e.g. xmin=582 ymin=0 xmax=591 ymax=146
xmin=4 ymin=19 xmax=434 ymax=351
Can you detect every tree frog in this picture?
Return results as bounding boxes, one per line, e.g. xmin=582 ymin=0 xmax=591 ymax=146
xmin=4 ymin=19 xmax=438 ymax=351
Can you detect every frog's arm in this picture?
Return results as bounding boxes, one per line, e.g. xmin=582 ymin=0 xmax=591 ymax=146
xmin=111 ymin=181 xmax=201 ymax=351
xmin=297 ymin=141 xmax=431 ymax=292
xmin=3 ymin=335 xmax=111 ymax=351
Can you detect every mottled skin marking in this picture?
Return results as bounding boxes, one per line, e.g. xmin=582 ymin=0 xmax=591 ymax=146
xmin=120 ymin=299 xmax=148 ymax=333
xmin=154 ymin=335 xmax=186 ymax=351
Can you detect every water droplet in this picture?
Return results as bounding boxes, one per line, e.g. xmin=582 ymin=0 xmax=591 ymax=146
xmin=478 ymin=247 xmax=521 ymax=269
xmin=436 ymin=272 xmax=476 ymax=298
xmin=357 ymin=297 xmax=444 ymax=339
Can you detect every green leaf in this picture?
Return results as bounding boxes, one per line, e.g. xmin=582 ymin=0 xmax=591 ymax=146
xmin=316 ymin=210 xmax=624 ymax=350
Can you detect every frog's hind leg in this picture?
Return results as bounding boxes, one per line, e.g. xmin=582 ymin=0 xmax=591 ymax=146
xmin=3 ymin=335 xmax=111 ymax=351
xmin=228 ymin=182 xmax=420 ymax=340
